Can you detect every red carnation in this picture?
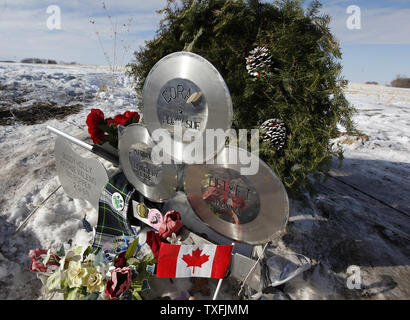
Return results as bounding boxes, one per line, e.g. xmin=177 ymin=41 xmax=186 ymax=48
xmin=86 ymin=109 xmax=105 ymax=128
xmin=124 ymin=111 xmax=140 ymax=124
xmin=90 ymin=130 xmax=105 ymax=144
xmin=86 ymin=109 xmax=105 ymax=144
xmin=105 ymin=117 xmax=115 ymax=127
xmin=113 ymin=114 xmax=128 ymax=126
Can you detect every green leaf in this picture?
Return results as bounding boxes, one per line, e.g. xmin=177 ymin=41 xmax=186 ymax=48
xmin=60 ymin=272 xmax=69 ymax=290
xmin=82 ymin=246 xmax=92 ymax=261
xmin=132 ymin=289 xmax=142 ymax=300
xmin=84 ymin=292 xmax=100 ymax=300
xmin=131 ymin=281 xmax=142 ymax=291
xmin=97 ymin=123 xmax=110 ymax=133
xmin=126 ymin=257 xmax=139 ymax=266
xmin=45 ymin=271 xmax=61 ymax=292
xmin=125 ymin=239 xmax=139 ymax=260
xmin=141 ymin=251 xmax=156 ymax=266
xmin=56 ymin=245 xmax=65 ymax=257
xmin=64 ymin=288 xmax=80 ymax=300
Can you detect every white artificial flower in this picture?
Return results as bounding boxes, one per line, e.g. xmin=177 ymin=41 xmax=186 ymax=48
xmin=166 ymin=233 xmax=182 ymax=245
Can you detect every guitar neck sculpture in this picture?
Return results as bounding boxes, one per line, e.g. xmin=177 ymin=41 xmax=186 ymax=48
xmin=47 ymin=125 xmax=119 ymax=166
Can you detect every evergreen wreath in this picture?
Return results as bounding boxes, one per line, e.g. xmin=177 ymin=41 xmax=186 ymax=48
xmin=127 ymin=0 xmax=356 ymax=194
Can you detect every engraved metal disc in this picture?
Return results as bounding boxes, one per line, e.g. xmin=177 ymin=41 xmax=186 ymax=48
xmin=119 ymin=124 xmax=177 ymax=202
xmin=142 ymin=51 xmax=233 ymax=163
xmin=184 ymin=146 xmax=289 ymax=245
xmin=54 ymin=137 xmax=109 ymax=209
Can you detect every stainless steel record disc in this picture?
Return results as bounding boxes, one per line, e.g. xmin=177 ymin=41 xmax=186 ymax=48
xmin=54 ymin=137 xmax=108 ymax=209
xmin=142 ymin=51 xmax=233 ymax=163
xmin=119 ymin=124 xmax=177 ymax=202
xmin=184 ymin=147 xmax=289 ymax=245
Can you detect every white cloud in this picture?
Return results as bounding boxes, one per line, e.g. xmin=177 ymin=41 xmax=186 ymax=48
xmin=322 ymin=5 xmax=410 ymax=44
xmin=0 ymin=0 xmax=167 ymax=64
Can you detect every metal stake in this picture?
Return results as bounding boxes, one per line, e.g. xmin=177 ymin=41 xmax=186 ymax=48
xmin=212 ymin=242 xmax=235 ymax=300
xmin=14 ymin=184 xmax=62 ymax=235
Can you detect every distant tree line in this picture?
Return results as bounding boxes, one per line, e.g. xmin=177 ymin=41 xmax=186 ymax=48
xmin=391 ymin=75 xmax=410 ymax=89
xmin=21 ymin=58 xmax=57 ymax=64
xmin=11 ymin=58 xmax=77 ymax=65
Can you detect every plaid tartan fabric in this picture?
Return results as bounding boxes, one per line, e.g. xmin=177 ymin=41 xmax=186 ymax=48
xmin=92 ymin=172 xmax=135 ymax=254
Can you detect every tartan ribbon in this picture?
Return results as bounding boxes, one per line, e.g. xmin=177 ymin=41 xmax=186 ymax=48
xmin=92 ymin=172 xmax=135 ymax=254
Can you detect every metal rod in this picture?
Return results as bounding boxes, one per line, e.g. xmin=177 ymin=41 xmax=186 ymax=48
xmin=14 ymin=184 xmax=62 ymax=235
xmin=47 ymin=125 xmax=119 ymax=166
xmin=238 ymin=242 xmax=268 ymax=297
xmin=213 ymin=242 xmax=235 ymax=300
xmin=213 ymin=278 xmax=223 ymax=301
xmin=47 ymin=126 xmax=93 ymax=151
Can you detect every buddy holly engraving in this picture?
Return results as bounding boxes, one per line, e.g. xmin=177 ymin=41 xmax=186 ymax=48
xmin=60 ymin=151 xmax=96 ymax=197
xmin=54 ymin=137 xmax=108 ymax=208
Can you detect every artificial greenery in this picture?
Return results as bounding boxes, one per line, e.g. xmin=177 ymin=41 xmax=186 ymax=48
xmin=127 ymin=0 xmax=356 ymax=195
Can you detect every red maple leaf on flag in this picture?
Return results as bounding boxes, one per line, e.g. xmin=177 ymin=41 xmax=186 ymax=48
xmin=182 ymin=248 xmax=210 ymax=274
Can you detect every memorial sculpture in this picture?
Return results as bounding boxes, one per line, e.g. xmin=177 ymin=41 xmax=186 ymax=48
xmin=28 ymin=52 xmax=309 ymax=300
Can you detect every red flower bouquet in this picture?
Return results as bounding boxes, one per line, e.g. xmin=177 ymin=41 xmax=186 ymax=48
xmin=86 ymin=108 xmax=140 ymax=148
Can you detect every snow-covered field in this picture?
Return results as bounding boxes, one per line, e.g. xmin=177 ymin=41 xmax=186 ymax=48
xmin=0 ymin=62 xmax=409 ymax=300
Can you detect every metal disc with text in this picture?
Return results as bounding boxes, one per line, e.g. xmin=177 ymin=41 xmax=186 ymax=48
xmin=142 ymin=51 xmax=233 ymax=163
xmin=119 ymin=124 xmax=177 ymax=202
xmin=54 ymin=137 xmax=109 ymax=209
xmin=184 ymin=146 xmax=289 ymax=245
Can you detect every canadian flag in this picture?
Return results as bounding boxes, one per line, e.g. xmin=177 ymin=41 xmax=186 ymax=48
xmin=156 ymin=243 xmax=233 ymax=279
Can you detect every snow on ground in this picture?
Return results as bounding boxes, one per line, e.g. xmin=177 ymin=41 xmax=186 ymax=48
xmin=0 ymin=63 xmax=409 ymax=300
xmin=274 ymin=83 xmax=410 ymax=300
xmin=0 ymin=62 xmax=139 ymax=299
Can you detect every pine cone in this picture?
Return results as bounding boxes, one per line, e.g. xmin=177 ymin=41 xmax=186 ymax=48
xmin=260 ymin=118 xmax=286 ymax=151
xmin=245 ymin=46 xmax=273 ymax=78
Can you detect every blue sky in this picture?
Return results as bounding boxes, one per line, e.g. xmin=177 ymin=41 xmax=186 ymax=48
xmin=319 ymin=0 xmax=410 ymax=84
xmin=0 ymin=0 xmax=409 ymax=84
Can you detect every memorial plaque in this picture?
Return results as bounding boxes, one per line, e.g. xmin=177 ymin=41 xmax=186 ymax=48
xmin=143 ymin=52 xmax=233 ymax=163
xmin=184 ymin=146 xmax=289 ymax=245
xmin=119 ymin=124 xmax=177 ymax=202
xmin=54 ymin=137 xmax=109 ymax=209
